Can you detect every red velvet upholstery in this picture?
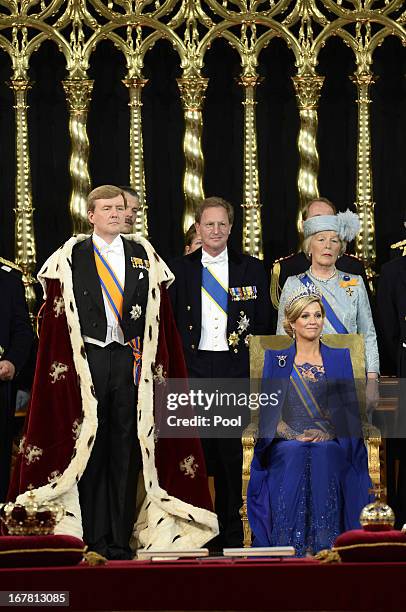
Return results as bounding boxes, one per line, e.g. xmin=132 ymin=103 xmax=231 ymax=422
xmin=0 ymin=535 xmax=85 ymax=567
xmin=334 ymin=529 xmax=406 ymax=562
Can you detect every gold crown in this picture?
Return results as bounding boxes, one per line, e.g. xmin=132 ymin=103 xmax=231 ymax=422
xmin=0 ymin=490 xmax=65 ymax=536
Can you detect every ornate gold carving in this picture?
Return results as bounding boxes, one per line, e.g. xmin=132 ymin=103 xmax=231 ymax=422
xmin=239 ymin=74 xmax=263 ymax=260
xmin=9 ymin=77 xmax=37 ymax=320
xmin=177 ymin=76 xmax=208 ymax=233
xmin=350 ymin=69 xmax=376 ymax=288
xmin=62 ymin=79 xmax=94 ymax=234
xmin=123 ymin=77 xmax=149 ymax=237
xmin=292 ymin=74 xmax=324 ymax=233
xmin=292 ymin=74 xmax=324 ymax=112
xmin=0 ymin=0 xmax=405 ymax=302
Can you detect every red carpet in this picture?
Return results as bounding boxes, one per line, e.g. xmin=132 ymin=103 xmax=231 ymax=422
xmin=0 ymin=557 xmax=404 ymax=611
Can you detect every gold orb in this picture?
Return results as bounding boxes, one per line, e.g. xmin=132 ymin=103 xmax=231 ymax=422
xmin=359 ymin=501 xmax=395 ymax=529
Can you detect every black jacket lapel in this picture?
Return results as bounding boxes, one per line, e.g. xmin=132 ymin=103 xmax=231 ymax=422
xmin=187 ymin=248 xmax=203 ymax=329
xmin=77 ymin=236 xmax=104 ymax=312
xmin=228 ymin=248 xmax=246 ymax=290
xmin=227 ymin=249 xmax=248 ymax=330
xmin=122 ymin=237 xmax=142 ymax=318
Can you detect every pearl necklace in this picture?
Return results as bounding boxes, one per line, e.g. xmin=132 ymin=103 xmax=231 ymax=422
xmin=309 ymin=266 xmax=337 ymax=283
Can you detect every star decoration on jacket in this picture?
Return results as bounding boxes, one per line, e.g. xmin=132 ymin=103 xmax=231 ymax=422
xmin=237 ymin=312 xmax=250 ymax=334
xmin=244 ymin=334 xmax=253 ymax=347
xmin=228 ymin=332 xmax=240 ymax=347
xmin=130 ymin=304 xmax=142 ymax=320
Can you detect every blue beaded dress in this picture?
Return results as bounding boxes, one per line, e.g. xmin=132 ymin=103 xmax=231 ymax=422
xmin=247 ymin=344 xmax=371 ymax=556
xmin=267 ymin=364 xmax=342 ymax=556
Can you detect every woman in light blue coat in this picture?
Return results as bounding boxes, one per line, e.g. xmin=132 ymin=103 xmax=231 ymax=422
xmin=276 ymin=211 xmax=379 ymax=377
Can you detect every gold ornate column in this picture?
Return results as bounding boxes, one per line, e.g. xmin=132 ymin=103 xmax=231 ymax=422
xmin=62 ymin=79 xmax=93 ymax=234
xmin=238 ymin=74 xmax=263 ymax=259
xmin=292 ymin=74 xmax=324 ymax=232
xmin=122 ymin=77 xmax=149 ymax=237
xmin=9 ymin=78 xmax=37 ymax=318
xmin=350 ymin=71 xmax=376 ymax=282
xmin=177 ymin=75 xmax=208 ymax=233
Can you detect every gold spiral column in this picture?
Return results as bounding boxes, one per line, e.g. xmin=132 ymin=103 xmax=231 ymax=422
xmin=62 ymin=79 xmax=93 ymax=234
xmin=9 ymin=78 xmax=37 ymax=318
xmin=238 ymin=74 xmax=263 ymax=260
xmin=292 ymin=74 xmax=324 ymax=233
xmin=350 ymin=71 xmax=376 ymax=283
xmin=122 ymin=77 xmax=149 ymax=237
xmin=177 ymin=76 xmax=208 ymax=233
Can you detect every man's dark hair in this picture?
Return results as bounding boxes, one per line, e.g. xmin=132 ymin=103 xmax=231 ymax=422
xmin=302 ymin=197 xmax=336 ymax=220
xmin=119 ymin=186 xmax=140 ymax=200
xmin=184 ymin=224 xmax=197 ymax=247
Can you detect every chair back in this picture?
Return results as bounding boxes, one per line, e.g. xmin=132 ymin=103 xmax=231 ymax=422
xmin=249 ymin=333 xmax=366 ymax=420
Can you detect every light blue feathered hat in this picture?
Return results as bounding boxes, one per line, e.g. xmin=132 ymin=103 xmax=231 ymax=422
xmin=303 ymin=210 xmax=360 ymax=242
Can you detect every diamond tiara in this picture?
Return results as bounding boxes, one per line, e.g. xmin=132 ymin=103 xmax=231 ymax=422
xmin=285 ymin=282 xmax=322 ymax=310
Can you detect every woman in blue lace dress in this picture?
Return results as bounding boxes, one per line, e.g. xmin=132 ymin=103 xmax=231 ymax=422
xmin=247 ymin=290 xmax=371 ymax=556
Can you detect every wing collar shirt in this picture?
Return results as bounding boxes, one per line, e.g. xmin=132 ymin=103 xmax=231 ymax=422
xmin=199 ymin=247 xmax=229 ymax=351
xmin=83 ymin=232 xmax=125 ymax=347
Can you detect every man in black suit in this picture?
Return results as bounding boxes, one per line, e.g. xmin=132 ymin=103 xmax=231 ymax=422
xmin=72 ymin=185 xmax=148 ymax=559
xmin=0 ymin=259 xmax=33 ymax=501
xmin=271 ymin=197 xmax=370 ymax=314
xmin=169 ymin=196 xmax=272 ymax=547
xmin=377 ymin=255 xmax=406 ymax=526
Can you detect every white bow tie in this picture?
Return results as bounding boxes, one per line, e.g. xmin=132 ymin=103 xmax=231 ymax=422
xmin=201 ymin=251 xmax=227 ymax=266
xmin=102 ymin=242 xmax=122 ymax=256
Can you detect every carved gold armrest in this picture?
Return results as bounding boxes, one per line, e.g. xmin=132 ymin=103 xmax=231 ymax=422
xmin=363 ymin=423 xmax=381 ymax=487
xmin=240 ymin=421 xmax=258 ymax=547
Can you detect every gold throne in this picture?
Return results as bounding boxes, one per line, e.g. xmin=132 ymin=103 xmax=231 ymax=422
xmin=240 ymin=333 xmax=381 ymax=547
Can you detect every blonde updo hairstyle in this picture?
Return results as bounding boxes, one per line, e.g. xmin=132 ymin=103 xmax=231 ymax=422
xmin=302 ymin=232 xmax=347 ymax=261
xmin=283 ymin=295 xmax=326 ymax=338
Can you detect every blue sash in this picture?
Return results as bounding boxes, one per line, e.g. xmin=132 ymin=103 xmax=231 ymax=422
xmin=290 ymin=364 xmax=328 ymax=433
xmin=202 ymin=266 xmax=228 ymax=314
xmin=299 ymin=273 xmax=348 ymax=334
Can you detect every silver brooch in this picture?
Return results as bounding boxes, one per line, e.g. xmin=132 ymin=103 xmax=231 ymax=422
xmin=277 ymin=354 xmax=287 ymax=368
xmin=130 ymin=304 xmax=142 ymax=320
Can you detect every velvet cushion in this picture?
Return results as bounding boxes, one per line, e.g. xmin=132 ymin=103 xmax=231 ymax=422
xmin=0 ymin=535 xmax=85 ymax=567
xmin=334 ymin=529 xmax=406 ymax=562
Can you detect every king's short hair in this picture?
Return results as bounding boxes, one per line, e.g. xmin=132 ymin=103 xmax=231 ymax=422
xmin=87 ymin=185 xmax=125 ymax=212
